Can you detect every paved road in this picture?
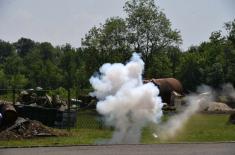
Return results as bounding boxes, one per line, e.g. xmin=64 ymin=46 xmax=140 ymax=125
xmin=0 ymin=143 xmax=235 ymax=155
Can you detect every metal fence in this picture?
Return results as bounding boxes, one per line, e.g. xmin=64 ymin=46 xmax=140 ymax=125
xmin=76 ymin=110 xmax=105 ymax=129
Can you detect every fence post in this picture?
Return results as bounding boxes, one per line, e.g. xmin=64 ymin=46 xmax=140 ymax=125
xmin=67 ymin=88 xmax=71 ymax=130
xmin=12 ymin=88 xmax=16 ymax=105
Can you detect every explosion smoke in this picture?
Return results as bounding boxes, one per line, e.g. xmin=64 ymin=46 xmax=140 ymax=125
xmin=90 ymin=53 xmax=163 ymax=144
xmin=221 ymin=83 xmax=235 ymax=101
xmin=157 ymin=85 xmax=214 ymax=140
xmin=90 ymin=52 xmax=235 ymax=143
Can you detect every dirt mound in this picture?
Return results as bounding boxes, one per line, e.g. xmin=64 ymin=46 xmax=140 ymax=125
xmin=0 ymin=118 xmax=68 ymax=140
xmin=202 ymin=102 xmax=233 ymax=112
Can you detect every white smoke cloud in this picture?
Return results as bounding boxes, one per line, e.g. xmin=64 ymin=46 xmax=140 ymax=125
xmin=90 ymin=53 xmax=163 ymax=144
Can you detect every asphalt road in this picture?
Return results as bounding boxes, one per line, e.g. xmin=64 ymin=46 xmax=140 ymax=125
xmin=0 ymin=143 xmax=235 ymax=155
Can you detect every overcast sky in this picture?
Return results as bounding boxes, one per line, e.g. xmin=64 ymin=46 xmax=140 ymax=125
xmin=0 ymin=0 xmax=234 ymax=50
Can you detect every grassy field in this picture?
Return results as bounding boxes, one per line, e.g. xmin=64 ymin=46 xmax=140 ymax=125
xmin=142 ymin=114 xmax=235 ymax=143
xmin=0 ymin=113 xmax=235 ymax=147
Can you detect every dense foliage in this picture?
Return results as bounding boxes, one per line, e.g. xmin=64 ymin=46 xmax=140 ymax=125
xmin=0 ymin=0 xmax=234 ymax=94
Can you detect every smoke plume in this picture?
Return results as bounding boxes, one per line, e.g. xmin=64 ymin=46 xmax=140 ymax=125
xmin=221 ymin=83 xmax=235 ymax=101
xmin=157 ymin=85 xmax=214 ymax=140
xmin=90 ymin=53 xmax=163 ymax=144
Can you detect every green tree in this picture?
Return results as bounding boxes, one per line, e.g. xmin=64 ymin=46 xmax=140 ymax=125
xmin=0 ymin=40 xmax=15 ymax=64
xmin=178 ymin=52 xmax=204 ymax=91
xmin=205 ymin=62 xmax=224 ymax=86
xmin=60 ymin=44 xmax=78 ymax=89
xmin=14 ymin=38 xmax=36 ymax=57
xmin=23 ymin=48 xmax=44 ymax=87
xmin=39 ymin=42 xmax=56 ymax=61
xmin=82 ymin=17 xmax=131 ymax=64
xmin=74 ymin=48 xmax=91 ymax=90
xmin=23 ymin=42 xmax=62 ymax=89
xmin=146 ymin=51 xmax=172 ymax=78
xmin=221 ymin=19 xmax=235 ymax=84
xmin=0 ymin=69 xmax=8 ymax=89
xmin=223 ymin=43 xmax=235 ymax=84
xmin=166 ymin=46 xmax=181 ymax=77
xmin=4 ymin=54 xmax=28 ymax=88
xmin=225 ymin=19 xmax=235 ymax=46
xmin=201 ymin=31 xmax=227 ymax=86
xmin=124 ymin=0 xmax=182 ymax=71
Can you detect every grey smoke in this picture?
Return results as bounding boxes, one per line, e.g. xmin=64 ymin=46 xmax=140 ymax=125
xmin=90 ymin=53 xmax=163 ymax=144
xmin=157 ymin=83 xmax=235 ymax=140
xmin=221 ymin=83 xmax=235 ymax=100
xmin=157 ymin=85 xmax=214 ymax=140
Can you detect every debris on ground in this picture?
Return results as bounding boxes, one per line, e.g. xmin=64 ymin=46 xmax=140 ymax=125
xmin=17 ymin=88 xmax=67 ymax=109
xmin=0 ymin=117 xmax=68 ymax=140
xmin=200 ymin=102 xmax=234 ymax=112
xmin=207 ymin=102 xmax=233 ymax=112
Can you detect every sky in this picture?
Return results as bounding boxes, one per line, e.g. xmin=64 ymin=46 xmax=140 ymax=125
xmin=0 ymin=0 xmax=234 ymax=51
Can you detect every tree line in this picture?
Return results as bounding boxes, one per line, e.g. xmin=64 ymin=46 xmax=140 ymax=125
xmin=0 ymin=0 xmax=235 ymax=96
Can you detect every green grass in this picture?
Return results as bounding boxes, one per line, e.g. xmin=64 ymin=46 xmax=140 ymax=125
xmin=0 ymin=129 xmax=112 ymax=147
xmin=142 ymin=114 xmax=235 ymax=143
xmin=174 ymin=114 xmax=235 ymax=142
xmin=0 ymin=113 xmax=235 ymax=147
